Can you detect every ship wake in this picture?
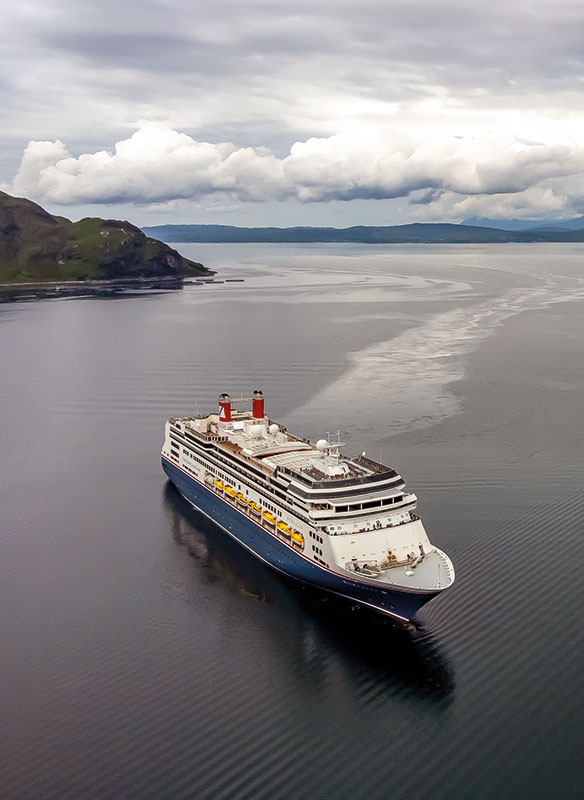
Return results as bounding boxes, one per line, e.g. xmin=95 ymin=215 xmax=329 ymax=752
xmin=285 ymin=270 xmax=584 ymax=443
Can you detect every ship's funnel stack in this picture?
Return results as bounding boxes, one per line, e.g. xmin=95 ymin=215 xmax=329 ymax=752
xmin=252 ymin=389 xmax=265 ymax=420
xmin=218 ymin=393 xmax=232 ymax=423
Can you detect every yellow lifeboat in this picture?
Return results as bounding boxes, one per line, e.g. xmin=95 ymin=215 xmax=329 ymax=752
xmin=263 ymin=511 xmax=276 ymax=523
xmin=277 ymin=521 xmax=292 ymax=536
xmin=224 ymin=485 xmax=236 ymax=497
xmin=214 ymin=480 xmax=224 ymax=490
xmin=236 ymin=493 xmax=249 ymax=505
xmin=291 ymin=531 xmax=305 ymax=545
xmin=249 ymin=502 xmax=261 ymax=514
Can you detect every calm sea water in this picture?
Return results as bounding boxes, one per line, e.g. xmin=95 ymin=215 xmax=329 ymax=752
xmin=2 ymin=243 xmax=584 ymax=799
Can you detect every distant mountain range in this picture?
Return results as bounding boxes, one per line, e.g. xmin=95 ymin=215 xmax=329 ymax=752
xmin=461 ymin=216 xmax=584 ymax=231
xmin=142 ymin=222 xmax=584 ymax=244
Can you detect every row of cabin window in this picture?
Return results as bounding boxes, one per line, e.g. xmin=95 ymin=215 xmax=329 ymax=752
xmin=312 ymin=545 xmax=323 ymax=556
xmin=173 ymin=432 xmax=264 ymax=491
xmin=176 ymin=438 xmax=252 ymax=490
xmin=185 ymin=427 xmax=270 ymax=484
xmin=209 ymin=445 xmax=269 ymax=490
xmin=183 ymin=448 xmax=206 ymax=468
xmin=199 ymin=446 xmax=308 ymax=523
xmin=314 ymin=556 xmax=327 ymax=566
xmin=183 ymin=449 xmax=221 ymax=477
xmin=201 ymin=447 xmax=310 ymax=519
xmin=309 ymin=532 xmax=324 ymax=544
xmin=175 ymin=442 xmax=234 ymax=489
xmin=334 ymin=495 xmax=404 ymax=513
xmin=180 ymin=445 xmax=282 ymax=518
xmin=173 ymin=434 xmax=308 ymax=525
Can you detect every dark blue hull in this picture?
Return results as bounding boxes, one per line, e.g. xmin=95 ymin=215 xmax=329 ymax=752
xmin=162 ymin=456 xmax=439 ymax=622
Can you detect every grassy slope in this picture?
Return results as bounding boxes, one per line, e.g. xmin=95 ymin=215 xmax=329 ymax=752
xmin=0 ymin=191 xmax=208 ymax=283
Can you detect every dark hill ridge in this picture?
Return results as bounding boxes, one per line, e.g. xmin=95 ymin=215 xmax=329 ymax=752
xmin=462 ymin=215 xmax=584 ymax=231
xmin=143 ymin=222 xmax=584 ymax=244
xmin=0 ymin=191 xmax=209 ymax=283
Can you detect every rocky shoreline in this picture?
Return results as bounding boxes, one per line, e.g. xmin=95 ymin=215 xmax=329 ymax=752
xmin=0 ymin=275 xmax=201 ymax=303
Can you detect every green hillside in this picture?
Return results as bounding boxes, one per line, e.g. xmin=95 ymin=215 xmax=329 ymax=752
xmin=0 ymin=191 xmax=209 ymax=283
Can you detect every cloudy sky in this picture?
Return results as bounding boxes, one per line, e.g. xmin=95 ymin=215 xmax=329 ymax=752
xmin=2 ymin=0 xmax=584 ymax=226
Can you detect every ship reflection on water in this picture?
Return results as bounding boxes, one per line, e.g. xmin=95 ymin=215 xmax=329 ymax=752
xmin=162 ymin=482 xmax=455 ymax=704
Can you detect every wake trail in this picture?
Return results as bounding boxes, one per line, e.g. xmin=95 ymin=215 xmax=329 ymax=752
xmin=285 ymin=272 xmax=584 ymax=443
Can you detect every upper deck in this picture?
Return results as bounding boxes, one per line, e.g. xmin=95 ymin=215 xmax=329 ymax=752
xmin=169 ymin=399 xmax=403 ymax=499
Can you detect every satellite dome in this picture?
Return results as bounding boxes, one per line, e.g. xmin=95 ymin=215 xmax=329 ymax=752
xmin=268 ymin=423 xmax=279 ymax=435
xmin=316 ymin=439 xmax=328 ymax=451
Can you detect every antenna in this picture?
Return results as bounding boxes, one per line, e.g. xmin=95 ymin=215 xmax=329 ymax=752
xmin=324 ymin=429 xmax=344 ymax=458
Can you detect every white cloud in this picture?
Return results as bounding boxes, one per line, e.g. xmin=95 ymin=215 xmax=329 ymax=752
xmin=6 ymin=126 xmax=286 ymax=204
xmin=6 ymin=124 xmax=584 ymax=220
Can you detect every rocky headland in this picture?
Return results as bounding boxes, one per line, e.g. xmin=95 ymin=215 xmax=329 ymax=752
xmin=0 ymin=191 xmax=210 ymax=291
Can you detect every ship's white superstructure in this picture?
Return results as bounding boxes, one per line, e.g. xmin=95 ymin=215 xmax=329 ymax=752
xmin=161 ymin=391 xmax=455 ymax=621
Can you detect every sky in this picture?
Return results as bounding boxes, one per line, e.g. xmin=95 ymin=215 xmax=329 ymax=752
xmin=2 ymin=0 xmax=584 ymax=226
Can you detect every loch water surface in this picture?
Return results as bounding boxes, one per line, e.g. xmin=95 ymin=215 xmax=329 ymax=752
xmin=1 ymin=243 xmax=584 ymax=799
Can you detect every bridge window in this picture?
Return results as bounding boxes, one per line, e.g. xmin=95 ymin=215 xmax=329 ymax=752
xmin=362 ymin=499 xmax=382 ymax=510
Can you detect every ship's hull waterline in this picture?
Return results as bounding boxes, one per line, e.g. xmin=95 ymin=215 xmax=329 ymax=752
xmin=162 ymin=457 xmax=440 ymax=622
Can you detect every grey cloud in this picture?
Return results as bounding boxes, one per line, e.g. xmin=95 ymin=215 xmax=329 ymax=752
xmin=411 ymin=189 xmax=445 ymax=206
xmin=45 ymin=32 xmax=249 ymax=81
xmin=25 ymin=0 xmax=584 ymax=96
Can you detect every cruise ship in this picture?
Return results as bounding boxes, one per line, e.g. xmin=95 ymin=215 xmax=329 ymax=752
xmin=161 ymin=391 xmax=455 ymax=623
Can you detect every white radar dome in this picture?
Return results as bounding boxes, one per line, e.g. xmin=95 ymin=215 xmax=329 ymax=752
xmin=249 ymin=424 xmax=264 ymax=438
xmin=316 ymin=439 xmax=328 ymax=451
xmin=268 ymin=423 xmax=279 ymax=435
